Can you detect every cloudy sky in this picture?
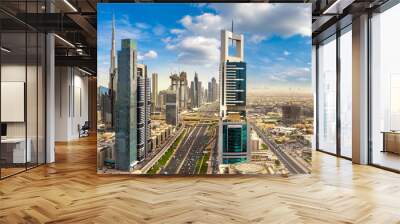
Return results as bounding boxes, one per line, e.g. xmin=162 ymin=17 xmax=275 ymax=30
xmin=97 ymin=3 xmax=312 ymax=94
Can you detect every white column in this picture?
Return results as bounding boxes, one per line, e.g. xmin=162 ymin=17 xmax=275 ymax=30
xmin=312 ymin=45 xmax=317 ymax=150
xmin=46 ymin=32 xmax=55 ymax=163
xmin=352 ymin=14 xmax=369 ymax=164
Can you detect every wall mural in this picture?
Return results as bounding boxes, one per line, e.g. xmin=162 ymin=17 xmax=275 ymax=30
xmin=97 ymin=3 xmax=313 ymax=175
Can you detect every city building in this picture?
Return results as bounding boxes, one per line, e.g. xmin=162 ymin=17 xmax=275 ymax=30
xmin=115 ymin=39 xmax=138 ymax=171
xmin=170 ymin=73 xmax=179 ymax=91
xmin=281 ymin=105 xmax=301 ymax=124
xmin=107 ymin=14 xmax=117 ymax=129
xmin=218 ymin=29 xmax=250 ymax=164
xmin=179 ymin=71 xmax=189 ymax=110
xmin=158 ymin=89 xmax=168 ymax=111
xmin=207 ymin=81 xmax=212 ymax=102
xmin=189 ymin=81 xmax=195 ymax=108
xmin=169 ymin=72 xmax=188 ymax=110
xmin=165 ymin=90 xmax=179 ymax=126
xmin=250 ymin=133 xmax=260 ymax=152
xmin=192 ymin=73 xmax=200 ymax=108
xmin=199 ymin=81 xmax=203 ymax=106
xmin=137 ymin=63 xmax=152 ymax=161
xmin=211 ymin=77 xmax=218 ymax=102
xmin=151 ymin=73 xmax=159 ymax=112
xmin=98 ymin=86 xmax=111 ymax=126
xmin=207 ymin=77 xmax=218 ymax=102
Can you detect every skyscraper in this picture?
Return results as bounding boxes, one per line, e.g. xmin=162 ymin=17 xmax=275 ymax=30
xmin=179 ymin=71 xmax=188 ymax=110
xmin=145 ymin=72 xmax=152 ymax=154
xmin=115 ymin=39 xmax=137 ymax=171
xmin=198 ymin=81 xmax=203 ymax=106
xmin=282 ymin=105 xmax=301 ymax=124
xmin=193 ymin=73 xmax=200 ymax=108
xmin=165 ymin=90 xmax=179 ymax=126
xmin=169 ymin=72 xmax=188 ymax=110
xmin=211 ymin=77 xmax=218 ymax=102
xmin=190 ymin=81 xmax=195 ymax=108
xmin=158 ymin=90 xmax=168 ymax=111
xmin=137 ymin=64 xmax=151 ymax=161
xmin=170 ymin=73 xmax=179 ymax=91
xmin=151 ymin=73 xmax=158 ymax=112
xmin=107 ymin=14 xmax=117 ymax=129
xmin=208 ymin=81 xmax=212 ymax=102
xmin=218 ymin=30 xmax=250 ymax=164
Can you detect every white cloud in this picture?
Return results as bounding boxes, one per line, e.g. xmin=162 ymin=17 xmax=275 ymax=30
xmin=179 ymin=13 xmax=224 ymax=38
xmin=138 ymin=50 xmax=158 ymax=60
xmin=165 ymin=14 xmax=223 ymax=66
xmin=249 ymin=34 xmax=267 ymax=44
xmin=153 ymin=24 xmax=166 ymax=36
xmin=266 ymin=66 xmax=311 ymax=82
xmin=170 ymin=29 xmax=185 ymax=34
xmin=166 ymin=44 xmax=177 ymax=50
xmin=174 ymin=4 xmax=310 ymax=41
xmin=135 ymin=22 xmax=150 ymax=29
xmin=164 ymin=4 xmax=310 ymax=67
xmin=176 ymin=36 xmax=219 ymax=66
xmin=144 ymin=50 xmax=158 ymax=59
xmin=209 ymin=3 xmax=311 ymax=38
xmin=283 ymin=50 xmax=291 ymax=56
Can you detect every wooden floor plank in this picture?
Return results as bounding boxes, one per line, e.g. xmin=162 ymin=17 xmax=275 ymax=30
xmin=0 ymin=135 xmax=399 ymax=223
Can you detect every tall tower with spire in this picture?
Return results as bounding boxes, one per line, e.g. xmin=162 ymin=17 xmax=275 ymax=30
xmin=218 ymin=28 xmax=249 ymax=165
xmin=108 ymin=14 xmax=117 ymax=129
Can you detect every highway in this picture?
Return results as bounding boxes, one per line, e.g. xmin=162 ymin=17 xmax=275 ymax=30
xmin=210 ymin=127 xmax=219 ymax=174
xmin=139 ymin=125 xmax=185 ymax=173
xmin=179 ymin=125 xmax=209 ymax=175
xmin=251 ymin=123 xmax=309 ymax=174
xmin=160 ymin=124 xmax=208 ymax=175
xmin=158 ymin=103 xmax=218 ymax=175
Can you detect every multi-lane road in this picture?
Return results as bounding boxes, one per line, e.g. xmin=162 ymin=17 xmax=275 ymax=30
xmin=160 ymin=124 xmax=209 ymax=175
xmin=251 ymin=123 xmax=309 ymax=174
xmin=210 ymin=127 xmax=220 ymax=174
xmin=179 ymin=125 xmax=210 ymax=175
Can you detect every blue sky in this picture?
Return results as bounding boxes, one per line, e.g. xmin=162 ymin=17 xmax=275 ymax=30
xmin=97 ymin=3 xmax=312 ymax=93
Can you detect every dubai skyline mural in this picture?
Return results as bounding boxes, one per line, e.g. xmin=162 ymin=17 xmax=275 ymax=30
xmin=97 ymin=3 xmax=313 ymax=175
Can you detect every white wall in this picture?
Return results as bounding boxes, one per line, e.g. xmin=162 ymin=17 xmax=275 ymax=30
xmin=55 ymin=67 xmax=89 ymax=141
xmin=1 ymin=65 xmax=36 ymax=137
xmin=1 ymin=63 xmax=46 ymax=164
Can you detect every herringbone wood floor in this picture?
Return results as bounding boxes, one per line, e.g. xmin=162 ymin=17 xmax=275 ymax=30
xmin=1 ymin=135 xmax=400 ymax=224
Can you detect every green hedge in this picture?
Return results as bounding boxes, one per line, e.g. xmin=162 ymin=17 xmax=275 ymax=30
xmin=147 ymin=130 xmax=186 ymax=174
xmin=195 ymin=152 xmax=210 ymax=174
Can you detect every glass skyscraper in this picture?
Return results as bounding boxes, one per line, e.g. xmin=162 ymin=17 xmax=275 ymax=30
xmin=218 ymin=30 xmax=250 ymax=165
xmin=115 ymin=39 xmax=138 ymax=171
xmin=137 ymin=64 xmax=151 ymax=161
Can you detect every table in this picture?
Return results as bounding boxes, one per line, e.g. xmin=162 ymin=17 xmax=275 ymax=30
xmin=382 ymin=131 xmax=400 ymax=154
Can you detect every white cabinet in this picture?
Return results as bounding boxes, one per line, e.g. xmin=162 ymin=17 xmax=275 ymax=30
xmin=1 ymin=138 xmax=31 ymax=163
